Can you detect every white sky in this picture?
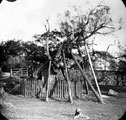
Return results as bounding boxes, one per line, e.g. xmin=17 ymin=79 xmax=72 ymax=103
xmin=0 ymin=0 xmax=126 ymax=56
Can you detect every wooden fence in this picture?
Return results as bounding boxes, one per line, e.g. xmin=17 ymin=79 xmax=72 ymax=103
xmin=19 ymin=78 xmax=43 ymax=97
xmin=19 ymin=78 xmax=83 ymax=99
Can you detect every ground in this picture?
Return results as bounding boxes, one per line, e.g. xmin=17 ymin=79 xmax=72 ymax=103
xmin=0 ymin=86 xmax=126 ymax=120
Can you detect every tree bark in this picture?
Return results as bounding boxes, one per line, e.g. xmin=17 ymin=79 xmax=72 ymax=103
xmin=45 ymin=60 xmax=51 ymax=102
xmin=45 ymin=36 xmax=51 ymax=102
xmin=63 ymin=52 xmax=73 ymax=104
xmin=71 ymin=51 xmax=104 ymax=103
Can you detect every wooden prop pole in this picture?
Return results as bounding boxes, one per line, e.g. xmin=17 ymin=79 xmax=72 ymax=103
xmin=85 ymin=44 xmax=103 ymax=102
xmin=71 ymin=51 xmax=104 ymax=103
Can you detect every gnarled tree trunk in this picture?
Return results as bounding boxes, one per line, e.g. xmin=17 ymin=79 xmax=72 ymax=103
xmin=45 ymin=60 xmax=51 ymax=102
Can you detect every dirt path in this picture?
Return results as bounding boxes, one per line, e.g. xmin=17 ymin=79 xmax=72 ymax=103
xmin=0 ymin=92 xmax=126 ymax=120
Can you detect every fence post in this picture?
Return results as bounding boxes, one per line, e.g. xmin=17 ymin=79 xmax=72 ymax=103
xmin=10 ymin=68 xmax=12 ymax=77
xmin=61 ymin=80 xmax=63 ymax=98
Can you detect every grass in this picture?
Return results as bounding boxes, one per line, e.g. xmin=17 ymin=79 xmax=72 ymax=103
xmin=0 ymin=86 xmax=126 ymax=120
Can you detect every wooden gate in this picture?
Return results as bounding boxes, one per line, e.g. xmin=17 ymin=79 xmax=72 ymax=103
xmin=10 ymin=67 xmax=28 ymax=78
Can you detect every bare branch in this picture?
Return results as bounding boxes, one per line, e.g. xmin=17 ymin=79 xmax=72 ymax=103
xmin=106 ymin=40 xmax=116 ymax=53
xmin=42 ymin=19 xmax=50 ymax=33
xmin=46 ymin=19 xmax=50 ymax=32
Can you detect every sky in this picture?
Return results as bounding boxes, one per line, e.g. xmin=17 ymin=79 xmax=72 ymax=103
xmin=0 ymin=0 xmax=126 ymax=56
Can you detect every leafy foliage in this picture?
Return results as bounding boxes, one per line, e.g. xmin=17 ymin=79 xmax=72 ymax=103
xmin=4 ymin=40 xmax=22 ymax=56
xmin=60 ymin=4 xmax=113 ymax=44
xmin=32 ymin=4 xmax=118 ymax=77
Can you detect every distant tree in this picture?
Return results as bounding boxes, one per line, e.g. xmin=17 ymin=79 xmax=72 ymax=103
xmin=92 ymin=50 xmax=118 ymax=71
xmin=4 ymin=40 xmax=22 ymax=56
xmin=117 ymin=42 xmax=126 ymax=71
xmin=4 ymin=40 xmax=25 ymax=69
xmin=0 ymin=42 xmax=8 ymax=67
xmin=118 ymin=57 xmax=126 ymax=72
xmin=22 ymin=41 xmax=46 ymax=77
xmin=115 ymin=44 xmax=126 ymax=86
xmin=0 ymin=40 xmax=26 ymax=71
xmin=0 ymin=39 xmax=47 ymax=75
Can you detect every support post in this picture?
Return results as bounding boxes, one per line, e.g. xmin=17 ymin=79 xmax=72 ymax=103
xmin=85 ymin=44 xmax=103 ymax=102
xmin=71 ymin=51 xmax=104 ymax=103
